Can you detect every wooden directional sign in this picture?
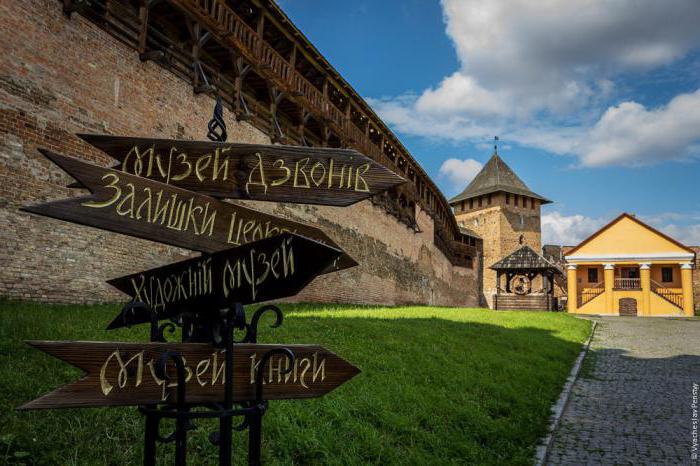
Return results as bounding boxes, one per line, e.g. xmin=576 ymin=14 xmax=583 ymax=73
xmin=77 ymin=134 xmax=405 ymax=206
xmin=106 ymin=233 xmax=342 ymax=329
xmin=22 ymin=150 xmax=357 ymax=272
xmin=18 ymin=341 xmax=360 ymax=409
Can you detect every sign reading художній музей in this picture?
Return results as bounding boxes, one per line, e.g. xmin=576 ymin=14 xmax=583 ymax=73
xmin=21 ymin=150 xmax=357 ymax=273
xmin=18 ymin=341 xmax=360 ymax=409
xmin=77 ymin=134 xmax=406 ymax=207
xmin=105 ymin=232 xmax=343 ymax=329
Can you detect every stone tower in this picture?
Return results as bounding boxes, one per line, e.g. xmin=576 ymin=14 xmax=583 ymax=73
xmin=448 ymin=152 xmax=551 ymax=308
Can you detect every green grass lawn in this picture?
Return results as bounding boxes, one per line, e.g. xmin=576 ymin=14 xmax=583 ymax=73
xmin=0 ymin=301 xmax=590 ymax=465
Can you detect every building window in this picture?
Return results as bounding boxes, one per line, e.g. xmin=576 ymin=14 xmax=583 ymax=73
xmin=662 ymin=267 xmax=673 ymax=283
xmin=588 ymin=268 xmax=598 ymax=283
xmin=519 ymin=214 xmax=525 ymax=226
xmin=469 ymin=199 xmax=473 ymax=209
xmin=519 ymin=234 xmax=524 ymax=244
xmin=531 ymin=198 xmax=535 ymax=209
xmin=487 ymin=193 xmax=492 ymax=204
xmin=478 ymin=196 xmax=483 ymax=207
xmin=506 ymin=193 xmax=510 ymax=204
xmin=514 ymin=195 xmax=518 ymax=207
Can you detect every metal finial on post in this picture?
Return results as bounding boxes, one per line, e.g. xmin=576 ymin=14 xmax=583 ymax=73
xmin=207 ymin=96 xmax=228 ymax=142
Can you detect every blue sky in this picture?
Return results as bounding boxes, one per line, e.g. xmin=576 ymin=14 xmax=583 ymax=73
xmin=281 ymin=0 xmax=700 ymax=245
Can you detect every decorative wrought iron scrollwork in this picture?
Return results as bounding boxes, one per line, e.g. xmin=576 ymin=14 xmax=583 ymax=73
xmin=138 ymin=301 xmax=291 ymax=465
xmin=236 ymin=304 xmax=284 ymax=344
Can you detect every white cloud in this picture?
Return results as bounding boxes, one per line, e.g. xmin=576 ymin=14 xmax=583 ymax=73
xmin=575 ymin=91 xmax=700 ymax=166
xmin=541 ymin=212 xmax=606 ymax=245
xmin=542 ymin=211 xmax=700 ymax=246
xmin=370 ymin=0 xmax=700 ymax=167
xmin=438 ymin=158 xmax=483 ymax=191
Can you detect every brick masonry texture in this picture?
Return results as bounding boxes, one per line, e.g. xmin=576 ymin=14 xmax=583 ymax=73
xmin=455 ymin=192 xmax=542 ymax=308
xmin=0 ymin=0 xmax=479 ymax=306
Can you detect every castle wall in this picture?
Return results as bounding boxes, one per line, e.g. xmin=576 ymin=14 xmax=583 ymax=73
xmin=0 ymin=0 xmax=479 ymax=307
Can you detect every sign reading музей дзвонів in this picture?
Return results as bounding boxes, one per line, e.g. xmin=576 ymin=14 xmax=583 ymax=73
xmin=17 ymin=134 xmax=404 ymax=462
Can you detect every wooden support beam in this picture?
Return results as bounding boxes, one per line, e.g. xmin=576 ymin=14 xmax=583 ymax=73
xmin=232 ymin=56 xmax=252 ymax=119
xmin=269 ymin=86 xmax=286 ymax=143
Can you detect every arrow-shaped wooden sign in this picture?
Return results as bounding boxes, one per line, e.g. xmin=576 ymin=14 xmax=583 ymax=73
xmin=106 ymin=233 xmax=342 ymax=329
xmin=78 ymin=134 xmax=406 ymax=206
xmin=18 ymin=341 xmax=360 ymax=409
xmin=22 ymin=150 xmax=357 ymax=272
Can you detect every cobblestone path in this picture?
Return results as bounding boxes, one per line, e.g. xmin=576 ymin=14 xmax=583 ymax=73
xmin=547 ymin=317 xmax=700 ymax=465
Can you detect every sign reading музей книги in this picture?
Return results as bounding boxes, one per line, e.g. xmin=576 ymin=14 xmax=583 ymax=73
xmin=17 ymin=134 xmax=404 ymax=463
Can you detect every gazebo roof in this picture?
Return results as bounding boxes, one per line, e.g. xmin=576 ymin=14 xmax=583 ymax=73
xmin=490 ymin=246 xmax=562 ymax=273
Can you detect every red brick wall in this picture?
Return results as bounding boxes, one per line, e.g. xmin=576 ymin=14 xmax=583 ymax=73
xmin=0 ymin=0 xmax=479 ymax=306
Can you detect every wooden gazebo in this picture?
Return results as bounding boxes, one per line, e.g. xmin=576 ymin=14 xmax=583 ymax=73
xmin=491 ymin=246 xmax=562 ymax=311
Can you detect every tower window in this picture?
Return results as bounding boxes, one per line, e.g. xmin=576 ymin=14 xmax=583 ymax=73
xmin=514 ymin=195 xmax=518 ymax=207
xmin=531 ymin=198 xmax=535 ymax=209
xmin=519 ymin=234 xmax=524 ymax=244
xmin=478 ymin=196 xmax=483 ymax=207
xmin=469 ymin=199 xmax=473 ymax=209
xmin=506 ymin=193 xmax=510 ymax=204
xmin=487 ymin=193 xmax=492 ymax=205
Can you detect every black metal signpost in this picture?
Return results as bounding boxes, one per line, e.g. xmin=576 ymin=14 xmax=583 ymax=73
xmin=18 ymin=102 xmax=402 ymax=465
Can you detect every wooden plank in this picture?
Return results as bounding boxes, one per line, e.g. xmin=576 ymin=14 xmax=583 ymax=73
xmin=22 ymin=150 xmax=357 ymax=273
xmin=18 ymin=341 xmax=360 ymax=409
xmin=106 ymin=233 xmax=342 ymax=329
xmin=77 ymin=134 xmax=405 ymax=206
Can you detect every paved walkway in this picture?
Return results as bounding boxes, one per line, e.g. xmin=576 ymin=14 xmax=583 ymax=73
xmin=548 ymin=317 xmax=700 ymax=465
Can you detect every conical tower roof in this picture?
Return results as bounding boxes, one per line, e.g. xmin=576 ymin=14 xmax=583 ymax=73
xmin=448 ymin=153 xmax=551 ymax=205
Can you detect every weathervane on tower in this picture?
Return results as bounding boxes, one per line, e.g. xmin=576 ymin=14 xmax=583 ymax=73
xmin=494 ymin=136 xmax=499 ymax=155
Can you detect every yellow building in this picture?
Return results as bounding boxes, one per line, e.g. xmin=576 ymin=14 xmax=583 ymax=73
xmin=565 ymin=213 xmax=695 ymax=316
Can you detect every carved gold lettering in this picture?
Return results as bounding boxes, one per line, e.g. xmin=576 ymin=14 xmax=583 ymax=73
xmin=327 ymin=159 xmax=345 ymax=189
xmin=246 ymin=152 xmax=269 ymax=194
xmin=135 ymin=187 xmax=153 ymax=220
xmin=293 ymin=158 xmax=310 ymax=188
xmin=196 ymin=358 xmax=210 ymax=386
xmin=213 ymin=147 xmax=230 ymax=181
xmin=115 ymin=182 xmax=136 ymax=217
xmin=310 ymin=161 xmax=327 ymax=187
xmin=354 ymin=163 xmax=370 ymax=192
xmin=194 ymin=154 xmax=212 ymax=182
xmin=171 ymin=152 xmax=192 ymax=182
xmin=270 ymin=159 xmax=291 ymax=187
xmin=83 ymin=173 xmax=122 ymax=209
